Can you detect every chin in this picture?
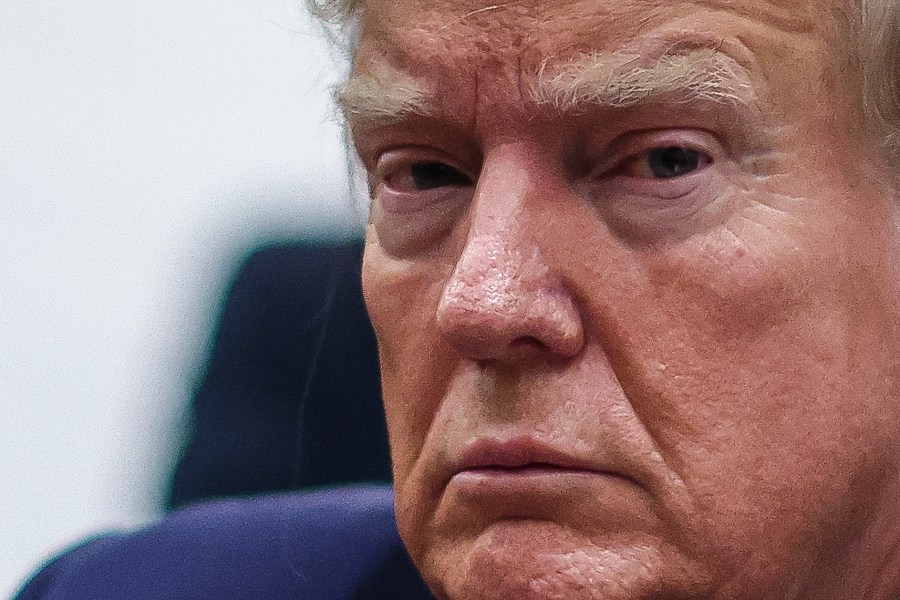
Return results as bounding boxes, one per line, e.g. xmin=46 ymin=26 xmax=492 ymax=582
xmin=418 ymin=520 xmax=710 ymax=600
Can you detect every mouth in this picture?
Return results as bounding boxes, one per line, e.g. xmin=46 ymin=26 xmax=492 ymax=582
xmin=433 ymin=435 xmax=662 ymax=530
xmin=448 ymin=436 xmax=623 ymax=483
xmin=438 ymin=436 xmax=641 ymax=514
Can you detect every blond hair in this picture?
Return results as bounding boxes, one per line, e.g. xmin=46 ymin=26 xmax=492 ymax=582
xmin=307 ymin=0 xmax=900 ymax=166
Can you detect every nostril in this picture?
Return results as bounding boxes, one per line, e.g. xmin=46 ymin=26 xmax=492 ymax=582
xmin=509 ymin=337 xmax=548 ymax=352
xmin=474 ymin=337 xmax=554 ymax=368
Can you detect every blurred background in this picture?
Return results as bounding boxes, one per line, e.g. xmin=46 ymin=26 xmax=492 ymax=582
xmin=0 ymin=2 xmax=377 ymax=596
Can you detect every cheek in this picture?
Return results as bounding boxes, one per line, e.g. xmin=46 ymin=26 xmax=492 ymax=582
xmin=362 ymin=236 xmax=455 ymax=480
xmin=622 ymin=191 xmax=900 ymax=555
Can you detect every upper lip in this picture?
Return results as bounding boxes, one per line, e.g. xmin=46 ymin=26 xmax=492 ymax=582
xmin=449 ymin=436 xmax=611 ymax=480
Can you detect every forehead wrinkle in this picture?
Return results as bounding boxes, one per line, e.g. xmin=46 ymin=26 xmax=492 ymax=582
xmin=700 ymin=0 xmax=822 ymax=34
xmin=529 ymin=47 xmax=757 ymax=112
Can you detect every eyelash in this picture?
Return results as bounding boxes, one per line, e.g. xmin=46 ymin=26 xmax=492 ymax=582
xmin=608 ymin=146 xmax=712 ymax=183
xmin=383 ymin=162 xmax=472 ymax=193
xmin=595 ymin=128 xmax=714 ymax=171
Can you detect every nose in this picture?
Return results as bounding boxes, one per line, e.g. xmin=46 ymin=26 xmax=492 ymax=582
xmin=435 ymin=158 xmax=585 ymax=362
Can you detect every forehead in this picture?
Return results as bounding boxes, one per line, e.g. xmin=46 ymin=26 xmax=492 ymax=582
xmin=350 ymin=0 xmax=851 ymax=137
xmin=358 ymin=0 xmax=839 ymax=66
xmin=352 ymin=0 xmax=852 ymax=135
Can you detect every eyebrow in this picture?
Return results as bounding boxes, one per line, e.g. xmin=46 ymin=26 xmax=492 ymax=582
xmin=531 ymin=47 xmax=756 ymax=111
xmin=337 ymin=47 xmax=757 ymax=128
xmin=336 ymin=71 xmax=436 ymax=127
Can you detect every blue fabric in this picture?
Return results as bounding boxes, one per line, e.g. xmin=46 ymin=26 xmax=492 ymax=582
xmin=168 ymin=242 xmax=390 ymax=508
xmin=14 ymin=486 xmax=434 ymax=600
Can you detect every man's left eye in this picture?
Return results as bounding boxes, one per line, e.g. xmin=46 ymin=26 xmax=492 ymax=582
xmin=622 ymin=146 xmax=711 ymax=179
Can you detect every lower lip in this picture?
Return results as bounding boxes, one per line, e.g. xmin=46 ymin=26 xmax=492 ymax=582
xmin=442 ymin=467 xmax=653 ymax=529
xmin=449 ymin=466 xmax=625 ymax=493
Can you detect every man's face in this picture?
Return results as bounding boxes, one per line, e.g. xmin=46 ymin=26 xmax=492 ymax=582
xmin=351 ymin=0 xmax=900 ymax=598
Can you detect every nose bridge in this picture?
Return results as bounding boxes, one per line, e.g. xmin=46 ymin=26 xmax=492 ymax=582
xmin=436 ymin=150 xmax=584 ymax=359
xmin=443 ymin=148 xmax=541 ymax=316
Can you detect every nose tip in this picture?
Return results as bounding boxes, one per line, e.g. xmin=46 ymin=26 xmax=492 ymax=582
xmin=436 ymin=233 xmax=584 ymax=362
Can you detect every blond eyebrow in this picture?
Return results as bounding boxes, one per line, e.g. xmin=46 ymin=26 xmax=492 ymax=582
xmin=336 ymin=72 xmax=435 ymax=128
xmin=337 ymin=48 xmax=756 ymax=128
xmin=530 ymin=48 xmax=756 ymax=111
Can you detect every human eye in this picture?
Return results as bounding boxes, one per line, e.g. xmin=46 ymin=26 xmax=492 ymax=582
xmin=620 ymin=146 xmax=712 ymax=180
xmin=582 ymin=129 xmax=731 ymax=241
xmin=371 ymin=149 xmax=475 ymax=218
xmin=594 ymin=130 xmax=721 ymax=201
xmin=367 ymin=148 xmax=474 ymax=254
xmin=385 ymin=160 xmax=472 ymax=192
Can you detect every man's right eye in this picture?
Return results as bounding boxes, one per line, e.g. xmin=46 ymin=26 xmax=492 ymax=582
xmin=389 ymin=162 xmax=471 ymax=191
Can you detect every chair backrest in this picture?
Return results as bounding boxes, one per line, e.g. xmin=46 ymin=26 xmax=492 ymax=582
xmin=167 ymin=241 xmax=391 ymax=509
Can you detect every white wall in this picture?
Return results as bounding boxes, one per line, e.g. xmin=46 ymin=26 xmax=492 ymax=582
xmin=0 ymin=2 xmax=358 ymax=596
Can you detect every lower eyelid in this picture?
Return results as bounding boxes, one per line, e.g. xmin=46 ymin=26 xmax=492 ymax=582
xmin=593 ymin=168 xmax=711 ymax=203
xmin=641 ymin=167 xmax=707 ymax=187
xmin=376 ymin=186 xmax=470 ymax=214
xmin=383 ymin=172 xmax=419 ymax=194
